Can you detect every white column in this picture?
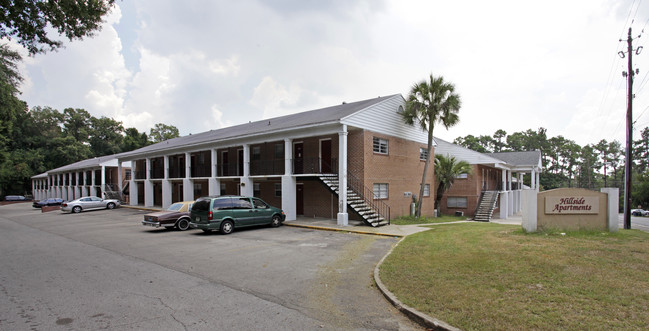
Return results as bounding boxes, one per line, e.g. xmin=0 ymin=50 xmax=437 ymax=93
xmin=531 ymin=169 xmax=536 ymax=190
xmin=499 ymin=190 xmax=508 ymax=220
xmin=183 ymin=152 xmax=194 ymax=201
xmin=145 ymin=158 xmax=154 ymax=207
xmin=130 ymin=161 xmax=138 ymax=206
xmin=163 ymin=155 xmax=172 ymax=207
xmin=90 ymin=170 xmax=97 ymax=197
xmin=536 ymin=172 xmax=540 ymax=191
xmin=117 ymin=162 xmax=123 ymax=193
xmin=337 ymin=125 xmax=349 ymax=226
xmin=100 ymin=166 xmax=106 ymax=199
xmin=282 ymin=138 xmax=296 ymax=221
xmin=209 ymin=148 xmax=220 ymax=196
xmin=601 ymin=188 xmax=619 ymax=232
xmin=522 ymin=189 xmax=538 ymax=232
xmin=240 ymin=145 xmax=253 ymax=196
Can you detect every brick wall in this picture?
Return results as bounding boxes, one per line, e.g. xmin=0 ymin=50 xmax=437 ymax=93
xmin=359 ymin=130 xmax=435 ymax=218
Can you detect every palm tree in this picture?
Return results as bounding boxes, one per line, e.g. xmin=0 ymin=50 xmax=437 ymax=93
xmin=403 ymin=74 xmax=461 ymax=217
xmin=434 ymin=154 xmax=472 ymax=213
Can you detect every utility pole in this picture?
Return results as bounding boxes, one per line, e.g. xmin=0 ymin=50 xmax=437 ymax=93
xmin=621 ymin=27 xmax=642 ymax=230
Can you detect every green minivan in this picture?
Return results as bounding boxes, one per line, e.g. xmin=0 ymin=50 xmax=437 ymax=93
xmin=189 ymin=195 xmax=285 ymax=234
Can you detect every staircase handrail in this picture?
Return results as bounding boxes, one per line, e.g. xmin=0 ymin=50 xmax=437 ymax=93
xmin=345 ymin=172 xmax=390 ymax=224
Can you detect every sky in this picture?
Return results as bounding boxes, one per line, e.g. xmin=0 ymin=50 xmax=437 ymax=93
xmin=11 ymin=0 xmax=649 ymax=147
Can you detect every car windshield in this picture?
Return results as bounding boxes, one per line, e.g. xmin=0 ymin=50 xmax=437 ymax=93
xmin=167 ymin=203 xmax=183 ymax=211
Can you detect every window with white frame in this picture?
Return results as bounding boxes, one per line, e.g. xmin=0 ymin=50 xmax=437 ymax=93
xmin=373 ymin=137 xmax=388 ymax=155
xmin=274 ymin=183 xmax=282 ymax=197
xmin=252 ymin=146 xmax=261 ymax=161
xmin=423 ymin=184 xmax=430 ymax=197
xmin=254 ymin=183 xmax=260 ymax=197
xmin=373 ymin=183 xmax=389 ymax=199
xmin=274 ymin=143 xmax=284 ymax=159
xmin=456 ymin=173 xmax=468 ymax=179
xmin=419 ymin=147 xmax=428 ymax=161
xmin=447 ymin=197 xmax=468 ymax=208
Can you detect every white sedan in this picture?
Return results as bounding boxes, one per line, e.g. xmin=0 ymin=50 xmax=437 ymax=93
xmin=61 ymin=196 xmax=120 ymax=213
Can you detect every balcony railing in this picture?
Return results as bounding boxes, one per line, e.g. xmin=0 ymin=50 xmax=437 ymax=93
xmin=169 ymin=168 xmax=185 ymax=179
xmin=219 ymin=163 xmax=242 ymax=177
xmin=150 ymin=168 xmax=164 ymax=179
xmin=250 ymin=159 xmax=284 ymax=176
xmin=191 ymin=165 xmax=211 ymax=178
xmin=294 ymin=157 xmax=338 ymax=175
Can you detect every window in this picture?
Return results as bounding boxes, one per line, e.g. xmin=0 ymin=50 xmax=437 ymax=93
xmin=419 ymin=147 xmax=428 ymax=161
xmin=213 ymin=198 xmax=234 ymax=210
xmin=275 ymin=183 xmax=282 ymax=197
xmin=220 ymin=183 xmax=227 ymax=195
xmin=423 ymin=184 xmax=430 ymax=197
xmin=235 ymin=197 xmax=253 ymax=209
xmin=252 ymin=198 xmax=269 ymax=209
xmin=254 ymin=183 xmax=260 ymax=197
xmin=447 ymin=197 xmax=468 ymax=208
xmin=455 ymin=173 xmax=468 ymax=179
xmin=373 ymin=183 xmax=389 ymax=199
xmin=194 ymin=183 xmax=202 ymax=197
xmin=252 ymin=146 xmax=261 ymax=161
xmin=373 ymin=137 xmax=388 ymax=155
xmin=274 ymin=144 xmax=284 ymax=159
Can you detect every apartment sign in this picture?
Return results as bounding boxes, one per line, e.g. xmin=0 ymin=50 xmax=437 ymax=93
xmin=545 ymin=196 xmax=599 ymax=214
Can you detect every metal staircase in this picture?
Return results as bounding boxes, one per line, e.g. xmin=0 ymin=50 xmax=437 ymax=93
xmin=102 ymin=184 xmax=124 ymax=202
xmin=318 ymin=174 xmax=390 ymax=227
xmin=473 ymin=191 xmax=499 ymax=222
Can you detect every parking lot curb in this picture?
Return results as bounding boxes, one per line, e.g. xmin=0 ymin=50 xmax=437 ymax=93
xmin=283 ymin=222 xmax=404 ymax=238
xmin=121 ymin=205 xmax=161 ymax=212
xmin=374 ymin=238 xmax=461 ymax=331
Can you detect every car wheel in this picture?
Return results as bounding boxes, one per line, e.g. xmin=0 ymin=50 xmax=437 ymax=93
xmin=106 ymin=202 xmax=115 ymax=209
xmin=220 ymin=220 xmax=234 ymax=235
xmin=176 ymin=218 xmax=190 ymax=231
xmin=72 ymin=206 xmax=82 ymax=213
xmin=270 ymin=215 xmax=282 ymax=227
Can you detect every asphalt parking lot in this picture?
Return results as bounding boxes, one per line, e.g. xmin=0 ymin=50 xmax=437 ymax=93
xmin=0 ymin=203 xmax=421 ymax=330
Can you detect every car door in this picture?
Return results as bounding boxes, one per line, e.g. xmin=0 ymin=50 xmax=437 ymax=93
xmin=89 ymin=197 xmax=104 ymax=209
xmin=251 ymin=198 xmax=273 ymax=225
xmin=232 ymin=197 xmax=256 ymax=227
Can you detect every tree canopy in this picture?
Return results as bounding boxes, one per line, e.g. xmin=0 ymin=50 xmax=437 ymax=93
xmin=0 ymin=0 xmax=116 ymax=54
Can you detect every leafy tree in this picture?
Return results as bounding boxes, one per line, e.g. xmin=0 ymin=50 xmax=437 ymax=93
xmin=434 ymin=154 xmax=471 ymax=213
xmin=493 ymin=129 xmax=507 ymax=152
xmin=0 ymin=0 xmax=116 ymax=55
xmin=89 ymin=116 xmax=124 ymax=156
xmin=121 ymin=127 xmax=149 ymax=152
xmin=453 ymin=134 xmax=489 ymax=153
xmin=149 ymin=123 xmax=179 ymax=143
xmin=62 ymin=108 xmax=92 ymax=142
xmin=403 ymin=74 xmax=461 ymax=217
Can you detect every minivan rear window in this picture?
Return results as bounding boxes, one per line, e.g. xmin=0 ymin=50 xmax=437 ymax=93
xmin=193 ymin=199 xmax=211 ymax=212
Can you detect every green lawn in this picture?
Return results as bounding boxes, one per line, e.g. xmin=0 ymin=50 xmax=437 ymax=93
xmin=379 ymin=223 xmax=649 ymax=330
xmin=390 ymin=214 xmax=467 ymax=225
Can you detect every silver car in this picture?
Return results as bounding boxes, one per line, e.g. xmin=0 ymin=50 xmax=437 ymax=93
xmin=61 ymin=196 xmax=120 ymax=213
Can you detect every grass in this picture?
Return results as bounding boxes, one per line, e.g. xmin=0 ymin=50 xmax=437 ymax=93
xmin=379 ymin=223 xmax=649 ymax=330
xmin=390 ymin=214 xmax=467 ymax=225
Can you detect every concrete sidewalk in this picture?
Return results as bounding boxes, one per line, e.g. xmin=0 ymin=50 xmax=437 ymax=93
xmin=284 ymin=214 xmax=523 ymax=237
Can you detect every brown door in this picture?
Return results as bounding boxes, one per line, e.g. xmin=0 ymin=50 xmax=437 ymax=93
xmin=320 ymin=140 xmax=332 ymax=173
xmin=294 ymin=143 xmax=304 ymax=174
xmin=296 ymin=184 xmax=304 ymax=215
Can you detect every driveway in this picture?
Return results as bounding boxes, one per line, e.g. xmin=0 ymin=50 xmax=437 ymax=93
xmin=0 ymin=204 xmax=421 ymax=330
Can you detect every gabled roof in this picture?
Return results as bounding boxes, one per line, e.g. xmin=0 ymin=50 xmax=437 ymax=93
xmin=433 ymin=137 xmax=506 ymax=165
xmin=118 ymin=94 xmax=400 ymax=159
xmin=486 ymin=151 xmax=542 ymax=168
xmin=47 ymin=152 xmax=129 ymax=174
